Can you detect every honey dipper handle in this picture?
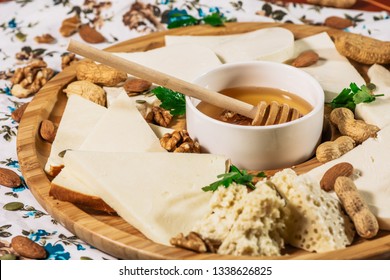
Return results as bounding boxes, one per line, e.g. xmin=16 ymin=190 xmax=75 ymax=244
xmin=67 ymin=39 xmax=257 ymax=119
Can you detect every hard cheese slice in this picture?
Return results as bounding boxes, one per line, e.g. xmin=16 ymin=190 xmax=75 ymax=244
xmin=305 ymin=125 xmax=390 ymax=230
xmin=79 ymin=92 xmax=165 ymax=153
xmin=270 ymin=169 xmax=355 ymax=253
xmin=114 ymin=44 xmax=222 ymax=82
xmin=44 ymin=95 xmax=106 ymax=176
xmin=212 ymin=27 xmax=294 ymax=63
xmin=355 ymin=64 xmax=390 ymax=128
xmin=63 ymin=150 xmax=227 ymax=246
xmin=293 ymin=32 xmax=365 ymax=103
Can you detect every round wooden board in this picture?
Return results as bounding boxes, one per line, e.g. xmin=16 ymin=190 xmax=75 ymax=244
xmin=17 ymin=22 xmax=390 ymax=260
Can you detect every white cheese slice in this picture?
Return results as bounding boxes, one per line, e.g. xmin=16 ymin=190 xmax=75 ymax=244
xmin=270 ymin=169 xmax=355 ymax=253
xmin=293 ymin=32 xmax=365 ymax=103
xmin=212 ymin=27 xmax=294 ymax=63
xmin=63 ymin=150 xmax=227 ymax=246
xmin=79 ymin=92 xmax=165 ymax=153
xmin=355 ymin=98 xmax=390 ymax=128
xmin=113 ymin=44 xmax=222 ymax=83
xmin=305 ymin=125 xmax=390 ymax=230
xmin=367 ymin=64 xmax=390 ymax=98
xmin=44 ymin=95 xmax=106 ymax=176
xmin=165 ymin=34 xmax=238 ymax=49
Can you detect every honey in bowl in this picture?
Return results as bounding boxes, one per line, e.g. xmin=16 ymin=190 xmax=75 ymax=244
xmin=196 ymin=86 xmax=313 ymax=126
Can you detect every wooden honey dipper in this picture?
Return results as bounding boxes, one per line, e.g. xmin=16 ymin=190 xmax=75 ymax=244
xmin=68 ymin=40 xmax=303 ymax=124
xmin=251 ymin=101 xmax=302 ymax=126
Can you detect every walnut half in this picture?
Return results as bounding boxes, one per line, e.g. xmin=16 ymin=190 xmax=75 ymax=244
xmin=170 ymin=232 xmax=220 ymax=253
xmin=160 ymin=130 xmax=200 ymax=153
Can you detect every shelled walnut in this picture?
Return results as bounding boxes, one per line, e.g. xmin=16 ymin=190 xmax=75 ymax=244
xmin=11 ymin=60 xmax=55 ymax=98
xmin=61 ymin=53 xmax=79 ymax=69
xmin=160 ymin=130 xmax=201 ymax=153
xmin=145 ymin=106 xmax=173 ymax=127
xmin=170 ymin=232 xmax=219 ymax=253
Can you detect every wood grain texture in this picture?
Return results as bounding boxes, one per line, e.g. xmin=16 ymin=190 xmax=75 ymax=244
xmin=17 ymin=22 xmax=390 ymax=260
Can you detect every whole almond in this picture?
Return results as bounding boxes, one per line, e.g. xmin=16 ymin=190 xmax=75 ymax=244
xmin=123 ymin=78 xmax=152 ymax=96
xmin=79 ymin=24 xmax=106 ymax=44
xmin=292 ymin=50 xmax=319 ymax=68
xmin=324 ymin=16 xmax=353 ymax=30
xmin=0 ymin=167 xmax=21 ymax=188
xmin=320 ymin=162 xmax=354 ymax=191
xmin=11 ymin=235 xmax=47 ymax=259
xmin=40 ymin=119 xmax=57 ymax=143
xmin=11 ymin=102 xmax=29 ymax=122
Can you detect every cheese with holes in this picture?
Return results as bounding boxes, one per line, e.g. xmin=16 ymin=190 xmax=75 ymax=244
xmin=62 ymin=150 xmax=227 ymax=246
xmin=305 ymin=125 xmax=390 ymax=230
xmin=114 ymin=44 xmax=222 ymax=82
xmin=216 ymin=182 xmax=286 ymax=257
xmin=44 ymin=94 xmax=106 ymax=176
xmin=212 ymin=27 xmax=294 ymax=63
xmin=270 ymin=169 xmax=355 ymax=253
xmin=293 ymin=32 xmax=365 ymax=103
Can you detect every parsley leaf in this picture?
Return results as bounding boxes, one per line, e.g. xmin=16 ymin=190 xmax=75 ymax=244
xmin=330 ymin=82 xmax=383 ymax=111
xmin=167 ymin=11 xmax=226 ymax=29
xmin=202 ymin=165 xmax=266 ymax=192
xmin=151 ymin=86 xmax=186 ymax=116
xmin=202 ymin=12 xmax=226 ymax=27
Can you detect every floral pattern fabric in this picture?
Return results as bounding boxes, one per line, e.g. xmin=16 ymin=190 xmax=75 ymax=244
xmin=0 ymin=0 xmax=389 ymax=260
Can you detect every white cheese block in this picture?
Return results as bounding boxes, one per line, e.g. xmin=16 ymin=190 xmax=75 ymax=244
xmin=355 ymin=98 xmax=390 ymax=128
xmin=212 ymin=27 xmax=294 ymax=63
xmin=305 ymin=125 xmax=390 ymax=230
xmin=367 ymin=64 xmax=390 ymax=98
xmin=62 ymin=150 xmax=228 ymax=246
xmin=113 ymin=44 xmax=222 ymax=83
xmin=44 ymin=95 xmax=106 ymax=176
xmin=270 ymin=169 xmax=355 ymax=253
xmin=355 ymin=64 xmax=390 ymax=128
xmin=79 ymin=92 xmax=165 ymax=153
xmin=293 ymin=32 xmax=365 ymax=103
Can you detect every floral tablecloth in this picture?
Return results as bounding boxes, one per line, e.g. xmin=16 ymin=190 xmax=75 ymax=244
xmin=0 ymin=0 xmax=389 ymax=260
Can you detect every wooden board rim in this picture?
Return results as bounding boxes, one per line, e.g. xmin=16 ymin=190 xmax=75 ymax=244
xmin=17 ymin=22 xmax=390 ymax=260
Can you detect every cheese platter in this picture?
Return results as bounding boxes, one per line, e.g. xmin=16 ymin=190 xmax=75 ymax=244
xmin=16 ymin=22 xmax=390 ymax=259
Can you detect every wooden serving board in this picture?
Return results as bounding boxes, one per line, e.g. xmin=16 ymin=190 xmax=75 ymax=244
xmin=17 ymin=22 xmax=390 ymax=260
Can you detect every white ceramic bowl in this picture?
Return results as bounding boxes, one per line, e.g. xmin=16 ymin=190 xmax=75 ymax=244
xmin=186 ymin=61 xmax=324 ymax=170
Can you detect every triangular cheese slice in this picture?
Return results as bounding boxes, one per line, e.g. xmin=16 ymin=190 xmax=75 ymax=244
xmin=63 ymin=150 xmax=228 ymax=246
xmin=293 ymin=32 xmax=365 ymax=102
xmin=79 ymin=92 xmax=165 ymax=152
xmin=44 ymin=95 xmax=106 ymax=176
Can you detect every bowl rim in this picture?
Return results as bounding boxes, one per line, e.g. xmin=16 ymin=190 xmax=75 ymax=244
xmin=186 ymin=61 xmax=325 ymax=131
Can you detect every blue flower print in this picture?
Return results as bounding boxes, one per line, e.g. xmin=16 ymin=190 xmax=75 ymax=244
xmin=45 ymin=243 xmax=71 ymax=260
xmin=158 ymin=0 xmax=170 ymax=4
xmin=77 ymin=244 xmax=86 ymax=251
xmin=8 ymin=18 xmax=17 ymax=29
xmin=28 ymin=229 xmax=51 ymax=242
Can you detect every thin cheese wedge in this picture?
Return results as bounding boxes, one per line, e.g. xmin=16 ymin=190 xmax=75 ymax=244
xmin=367 ymin=64 xmax=390 ymax=98
xmin=270 ymin=169 xmax=355 ymax=253
xmin=212 ymin=27 xmax=294 ymax=63
xmin=62 ymin=150 xmax=228 ymax=246
xmin=79 ymin=92 xmax=165 ymax=153
xmin=44 ymin=95 xmax=106 ymax=176
xmin=114 ymin=44 xmax=222 ymax=82
xmin=293 ymin=32 xmax=365 ymax=103
xmin=165 ymin=34 xmax=238 ymax=49
xmin=306 ymin=125 xmax=390 ymax=230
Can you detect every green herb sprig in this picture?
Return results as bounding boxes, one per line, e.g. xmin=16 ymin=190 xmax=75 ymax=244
xmin=167 ymin=12 xmax=227 ymax=29
xmin=151 ymin=86 xmax=186 ymax=116
xmin=330 ymin=82 xmax=383 ymax=111
xmin=202 ymin=165 xmax=266 ymax=192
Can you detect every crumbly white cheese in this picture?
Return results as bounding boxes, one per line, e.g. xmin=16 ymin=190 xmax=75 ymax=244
xmin=217 ymin=182 xmax=286 ymax=257
xmin=270 ymin=169 xmax=355 ymax=253
xmin=193 ymin=182 xmax=287 ymax=257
